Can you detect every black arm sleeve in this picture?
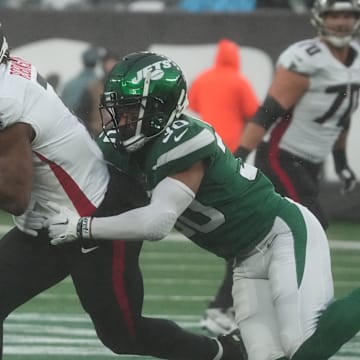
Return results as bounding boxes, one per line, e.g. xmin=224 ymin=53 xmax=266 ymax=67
xmin=332 ymin=148 xmax=348 ymax=173
xmin=252 ymin=95 xmax=287 ymax=130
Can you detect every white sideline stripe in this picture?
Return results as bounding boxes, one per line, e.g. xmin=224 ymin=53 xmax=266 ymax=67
xmin=35 ymin=293 xmax=213 ymax=301
xmin=7 ymin=313 xmax=200 ymax=322
xmin=5 ymin=323 xmax=96 ymax=336
xmin=0 ymin=224 xmax=10 ymax=233
xmin=5 ymin=345 xmax=115 ymax=356
xmin=4 ymin=313 xmax=360 ymax=358
xmin=330 ymin=240 xmax=360 ymax=250
xmin=0 ymin=224 xmax=358 ymax=248
xmin=5 ymin=335 xmax=102 ymax=344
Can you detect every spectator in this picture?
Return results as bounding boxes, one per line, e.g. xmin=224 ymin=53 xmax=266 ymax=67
xmin=189 ymin=38 xmax=259 ymax=153
xmin=188 ymin=38 xmax=259 ymax=336
xmin=61 ymin=45 xmax=101 ymax=115
xmin=78 ymin=50 xmax=119 ymax=137
xmin=178 ymin=0 xmax=257 ymax=12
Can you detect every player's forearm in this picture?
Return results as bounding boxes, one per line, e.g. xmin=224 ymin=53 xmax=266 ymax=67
xmin=0 ymin=165 xmax=32 ymax=215
xmin=239 ymin=122 xmax=266 ymax=151
xmin=90 ymin=206 xmax=177 ymax=241
xmin=0 ymin=123 xmax=33 ymax=215
xmin=48 ymin=177 xmax=195 ymax=245
xmin=90 ymin=177 xmax=195 ymax=241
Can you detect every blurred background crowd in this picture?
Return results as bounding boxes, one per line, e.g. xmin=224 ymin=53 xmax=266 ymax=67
xmin=0 ymin=0 xmax=315 ymax=13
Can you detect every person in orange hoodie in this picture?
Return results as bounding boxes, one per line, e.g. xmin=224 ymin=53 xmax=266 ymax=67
xmin=188 ymin=38 xmax=259 ymax=153
xmin=188 ymin=38 xmax=259 ymax=336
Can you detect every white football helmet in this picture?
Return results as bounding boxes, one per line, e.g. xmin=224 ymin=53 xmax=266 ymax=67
xmin=311 ymin=0 xmax=360 ymax=47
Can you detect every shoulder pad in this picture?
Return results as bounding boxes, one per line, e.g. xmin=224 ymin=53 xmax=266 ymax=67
xmin=277 ymin=39 xmax=324 ymax=76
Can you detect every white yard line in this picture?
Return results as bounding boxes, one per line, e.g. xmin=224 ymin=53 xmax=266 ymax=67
xmin=0 ymin=224 xmax=359 ymax=249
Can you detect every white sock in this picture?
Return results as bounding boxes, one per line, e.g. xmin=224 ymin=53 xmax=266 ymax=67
xmin=212 ymin=339 xmax=223 ymax=360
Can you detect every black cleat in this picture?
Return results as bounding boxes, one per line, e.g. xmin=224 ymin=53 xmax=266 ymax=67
xmin=217 ymin=328 xmax=247 ymax=360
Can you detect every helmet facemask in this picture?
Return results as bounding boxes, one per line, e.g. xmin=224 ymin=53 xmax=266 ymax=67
xmin=311 ymin=0 xmax=360 ymax=47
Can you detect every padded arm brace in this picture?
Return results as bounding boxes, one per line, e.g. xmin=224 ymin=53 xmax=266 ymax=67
xmin=90 ymin=177 xmax=195 ymax=241
xmin=252 ymin=95 xmax=287 ymax=130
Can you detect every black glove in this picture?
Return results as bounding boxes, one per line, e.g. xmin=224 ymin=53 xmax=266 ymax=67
xmin=333 ymin=148 xmax=356 ymax=195
xmin=233 ymin=146 xmax=250 ymax=161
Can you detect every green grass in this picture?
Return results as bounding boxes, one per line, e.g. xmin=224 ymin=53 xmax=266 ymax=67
xmin=327 ymin=222 xmax=360 ymax=241
xmin=1 ymin=211 xmax=360 ymax=359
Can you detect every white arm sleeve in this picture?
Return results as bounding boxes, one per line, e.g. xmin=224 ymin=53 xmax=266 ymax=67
xmin=90 ymin=177 xmax=195 ymax=241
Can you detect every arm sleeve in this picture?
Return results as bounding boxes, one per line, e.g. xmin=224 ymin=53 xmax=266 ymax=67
xmin=90 ymin=177 xmax=195 ymax=241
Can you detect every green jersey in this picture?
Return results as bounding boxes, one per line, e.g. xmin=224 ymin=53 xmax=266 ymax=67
xmin=97 ymin=114 xmax=292 ymax=259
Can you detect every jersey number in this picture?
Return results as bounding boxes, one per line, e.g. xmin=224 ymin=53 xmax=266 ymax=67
xmin=175 ymin=163 xmax=257 ymax=237
xmin=176 ymin=200 xmax=225 ymax=238
xmin=314 ymin=84 xmax=360 ymax=128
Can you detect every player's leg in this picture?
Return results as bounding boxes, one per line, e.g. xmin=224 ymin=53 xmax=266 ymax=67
xmin=200 ymin=259 xmax=237 ymax=335
xmin=272 ymin=203 xmax=338 ymax=359
xmin=72 ymin=240 xmax=246 ymax=359
xmin=0 ymin=227 xmax=70 ymax=359
xmin=291 ymin=287 xmax=360 ymax=360
xmin=283 ymin=205 xmax=360 ymax=359
xmin=255 ymin=143 xmax=328 ymax=229
xmin=233 ymin=260 xmax=286 ymax=360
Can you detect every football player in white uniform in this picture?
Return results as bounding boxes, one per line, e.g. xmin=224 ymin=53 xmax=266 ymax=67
xmin=236 ymin=0 xmax=360 ymax=229
xmin=0 ymin=28 xmax=242 ymax=360
xmin=46 ymin=51 xmax=360 ymax=360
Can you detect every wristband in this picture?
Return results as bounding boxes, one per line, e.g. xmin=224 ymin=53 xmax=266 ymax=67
xmin=76 ymin=217 xmax=93 ymax=240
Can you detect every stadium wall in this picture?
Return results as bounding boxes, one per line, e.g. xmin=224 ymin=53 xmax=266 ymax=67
xmin=1 ymin=9 xmax=359 ymax=221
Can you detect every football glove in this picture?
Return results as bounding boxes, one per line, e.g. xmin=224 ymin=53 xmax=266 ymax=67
xmin=45 ymin=201 xmax=91 ymax=246
xmin=337 ymin=166 xmax=356 ymax=195
xmin=333 ymin=148 xmax=356 ymax=195
xmin=233 ymin=146 xmax=250 ymax=161
xmin=14 ymin=209 xmax=46 ymax=237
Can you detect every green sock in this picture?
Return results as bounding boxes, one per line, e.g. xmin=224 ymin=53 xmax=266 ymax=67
xmin=292 ymin=288 xmax=360 ymax=360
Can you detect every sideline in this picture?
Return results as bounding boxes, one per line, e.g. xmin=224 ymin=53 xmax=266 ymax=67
xmin=0 ymin=225 xmax=359 ymax=250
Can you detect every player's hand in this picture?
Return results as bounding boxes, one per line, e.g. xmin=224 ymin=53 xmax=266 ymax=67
xmin=45 ymin=201 xmax=81 ymax=245
xmin=337 ymin=166 xmax=356 ymax=195
xmin=15 ymin=209 xmax=46 ymax=237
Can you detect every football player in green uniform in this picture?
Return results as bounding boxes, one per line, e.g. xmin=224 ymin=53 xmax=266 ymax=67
xmin=46 ymin=52 xmax=360 ymax=360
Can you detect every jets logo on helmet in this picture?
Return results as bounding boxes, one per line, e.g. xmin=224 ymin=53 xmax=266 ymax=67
xmin=131 ymin=59 xmax=174 ymax=84
xmin=99 ymin=52 xmax=187 ymax=152
xmin=311 ymin=0 xmax=360 ymax=47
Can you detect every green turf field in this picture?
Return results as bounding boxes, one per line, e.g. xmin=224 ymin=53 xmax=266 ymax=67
xmin=1 ymin=210 xmax=360 ymax=359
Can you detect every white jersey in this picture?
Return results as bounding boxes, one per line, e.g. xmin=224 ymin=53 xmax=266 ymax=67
xmin=268 ymin=38 xmax=360 ymax=163
xmin=0 ymin=56 xmax=109 ymax=225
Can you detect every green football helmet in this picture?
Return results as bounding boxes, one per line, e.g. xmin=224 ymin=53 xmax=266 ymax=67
xmin=99 ymin=51 xmax=187 ymax=152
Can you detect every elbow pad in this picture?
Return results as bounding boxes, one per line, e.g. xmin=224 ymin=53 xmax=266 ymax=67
xmin=252 ymin=95 xmax=287 ymax=130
